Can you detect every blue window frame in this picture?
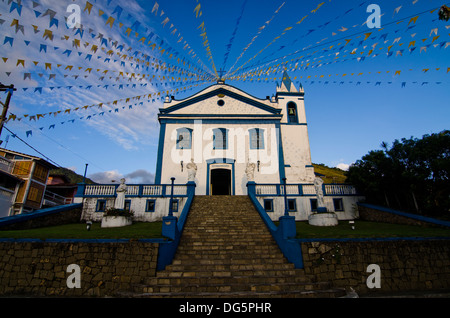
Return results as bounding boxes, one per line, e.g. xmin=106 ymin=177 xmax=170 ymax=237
xmin=287 ymin=102 xmax=298 ymax=124
xmin=213 ymin=128 xmax=228 ymax=150
xmin=249 ymin=128 xmax=265 ymax=150
xmin=287 ymin=199 xmax=297 ymax=212
xmin=176 ymin=128 xmax=193 ymax=149
xmin=146 ymin=199 xmax=156 ymax=212
xmin=264 ymin=199 xmax=273 ymax=212
xmin=96 ymin=200 xmax=107 ymax=212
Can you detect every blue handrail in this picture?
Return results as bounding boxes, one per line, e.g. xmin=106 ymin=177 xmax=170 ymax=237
xmin=247 ymin=182 xmax=304 ymax=269
xmin=156 ymin=181 xmax=196 ymax=270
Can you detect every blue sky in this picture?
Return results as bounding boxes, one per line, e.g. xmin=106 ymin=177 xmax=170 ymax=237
xmin=0 ymin=0 xmax=449 ymax=184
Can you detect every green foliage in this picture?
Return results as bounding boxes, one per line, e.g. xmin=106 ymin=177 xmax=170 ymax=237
xmin=312 ymin=163 xmax=347 ymax=184
xmin=346 ymin=130 xmax=450 ymax=217
xmin=103 ymin=208 xmax=134 ymax=218
xmin=49 ymin=167 xmax=96 ymax=184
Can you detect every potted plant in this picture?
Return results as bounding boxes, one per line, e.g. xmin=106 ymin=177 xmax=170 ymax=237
xmin=101 ymin=208 xmax=134 ymax=228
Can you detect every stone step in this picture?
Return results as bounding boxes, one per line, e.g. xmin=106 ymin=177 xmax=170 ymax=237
xmin=171 ymin=258 xmax=291 ymax=266
xmin=143 ymin=275 xmax=315 ymax=290
xmin=118 ymin=195 xmax=342 ymax=298
xmin=124 ymin=280 xmax=347 ymax=297
xmin=119 ymin=287 xmax=347 ymax=298
xmin=155 ymin=268 xmax=301 ymax=278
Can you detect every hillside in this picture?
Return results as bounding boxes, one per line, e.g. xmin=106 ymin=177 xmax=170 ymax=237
xmin=312 ymin=163 xmax=347 ymax=184
xmin=49 ymin=167 xmax=96 ymax=184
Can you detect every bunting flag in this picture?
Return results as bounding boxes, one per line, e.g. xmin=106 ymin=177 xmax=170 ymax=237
xmin=6 ymin=80 xmax=212 ymax=123
xmin=227 ymin=2 xmax=286 ymax=75
xmin=229 ymin=0 xmax=328 ymax=77
xmin=193 ymin=1 xmax=218 ymax=77
xmin=221 ymin=0 xmax=248 ymax=71
xmin=11 ymin=81 xmax=212 ymax=138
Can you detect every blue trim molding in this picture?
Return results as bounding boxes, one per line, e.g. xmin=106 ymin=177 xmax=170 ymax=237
xmin=276 ymin=123 xmax=286 ymax=182
xmin=160 ymin=87 xmax=281 ymax=115
xmin=154 ymin=122 xmax=166 ymax=184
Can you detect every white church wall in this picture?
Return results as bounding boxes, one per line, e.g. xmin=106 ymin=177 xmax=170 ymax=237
xmin=160 ymin=121 xmax=282 ymax=195
xmin=256 ymin=195 xmax=363 ymax=221
xmin=80 ymin=197 xmax=187 ymax=222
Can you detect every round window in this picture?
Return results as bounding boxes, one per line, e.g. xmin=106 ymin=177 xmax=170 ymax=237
xmin=217 ymin=99 xmax=225 ymax=106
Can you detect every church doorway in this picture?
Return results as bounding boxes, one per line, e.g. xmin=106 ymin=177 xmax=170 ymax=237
xmin=210 ymin=168 xmax=231 ymax=195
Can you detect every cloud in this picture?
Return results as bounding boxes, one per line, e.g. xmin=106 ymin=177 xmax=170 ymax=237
xmin=125 ymin=169 xmax=155 ymax=184
xmin=88 ymin=168 xmax=154 ymax=184
xmin=88 ymin=169 xmax=123 ymax=184
xmin=336 ymin=163 xmax=350 ymax=171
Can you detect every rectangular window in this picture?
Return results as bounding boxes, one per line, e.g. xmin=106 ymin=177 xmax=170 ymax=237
xmin=146 ymin=199 xmax=156 ymax=212
xmin=96 ymin=200 xmax=107 ymax=212
xmin=264 ymin=199 xmax=273 ymax=212
xmin=250 ymin=128 xmax=265 ymax=149
xmin=287 ymin=199 xmax=297 ymax=212
xmin=310 ymin=199 xmax=318 ymax=212
xmin=213 ymin=128 xmax=228 ymax=150
xmin=333 ymin=198 xmax=344 ymax=211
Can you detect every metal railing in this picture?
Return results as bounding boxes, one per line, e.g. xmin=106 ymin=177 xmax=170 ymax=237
xmin=255 ymin=183 xmax=358 ymax=196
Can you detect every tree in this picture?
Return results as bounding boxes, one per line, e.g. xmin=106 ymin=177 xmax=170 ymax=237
xmin=346 ymin=130 xmax=450 ymax=217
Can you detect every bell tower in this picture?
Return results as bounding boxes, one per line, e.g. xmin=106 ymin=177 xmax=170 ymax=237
xmin=276 ymin=71 xmax=315 ymax=183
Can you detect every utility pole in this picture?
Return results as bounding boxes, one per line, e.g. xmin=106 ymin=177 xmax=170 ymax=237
xmin=0 ymin=83 xmax=17 ymax=144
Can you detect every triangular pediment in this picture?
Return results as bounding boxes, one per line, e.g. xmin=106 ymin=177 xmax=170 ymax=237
xmin=159 ymin=85 xmax=281 ymax=117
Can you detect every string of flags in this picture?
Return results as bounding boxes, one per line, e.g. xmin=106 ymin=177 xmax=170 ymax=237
xmin=230 ymin=3 xmax=447 ymax=79
xmin=229 ymin=21 xmax=450 ymax=80
xmin=4 ymin=0 xmax=214 ymax=80
xmin=7 ymin=81 xmax=213 ymax=138
xmin=5 ymin=80 xmax=212 ymax=124
xmin=193 ymin=0 xmax=218 ymax=78
xmin=226 ymin=1 xmax=286 ymax=76
xmin=228 ymin=1 xmax=328 ymax=77
xmin=1 ymin=0 xmax=448 ymax=142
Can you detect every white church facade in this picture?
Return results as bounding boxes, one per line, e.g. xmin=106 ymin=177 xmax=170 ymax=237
xmin=155 ymin=72 xmax=315 ymax=195
xmin=76 ymin=73 xmax=364 ymax=222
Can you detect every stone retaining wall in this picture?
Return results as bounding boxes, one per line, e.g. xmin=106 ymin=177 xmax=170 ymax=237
xmin=1 ymin=239 xmax=449 ymax=297
xmin=300 ymin=239 xmax=450 ymax=296
xmin=0 ymin=240 xmax=159 ymax=297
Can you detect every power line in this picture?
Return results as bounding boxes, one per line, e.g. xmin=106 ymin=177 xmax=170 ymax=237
xmin=2 ymin=126 xmax=63 ymax=168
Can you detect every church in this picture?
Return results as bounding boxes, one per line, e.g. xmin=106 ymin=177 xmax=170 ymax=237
xmin=155 ymin=71 xmax=315 ymax=195
xmin=76 ymin=73 xmax=363 ymax=223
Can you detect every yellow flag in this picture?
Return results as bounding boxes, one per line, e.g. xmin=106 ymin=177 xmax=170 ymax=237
xmin=194 ymin=3 xmax=201 ymax=18
xmin=408 ymin=16 xmax=418 ymax=25
xmin=363 ymin=32 xmax=372 ymax=41
xmin=84 ymin=2 xmax=93 ymax=14
xmin=43 ymin=29 xmax=53 ymax=41
xmin=311 ymin=2 xmax=325 ymax=13
xmin=296 ymin=15 xmax=308 ymax=24
xmin=431 ymin=36 xmax=440 ymax=43
xmin=106 ymin=16 xmax=115 ymax=28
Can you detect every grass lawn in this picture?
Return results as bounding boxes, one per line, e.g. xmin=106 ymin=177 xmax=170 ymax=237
xmin=294 ymin=220 xmax=450 ymax=239
xmin=0 ymin=221 xmax=448 ymax=240
xmin=0 ymin=222 xmax=163 ymax=240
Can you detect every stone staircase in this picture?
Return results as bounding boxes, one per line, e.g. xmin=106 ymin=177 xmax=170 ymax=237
xmin=121 ymin=195 xmax=346 ymax=298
